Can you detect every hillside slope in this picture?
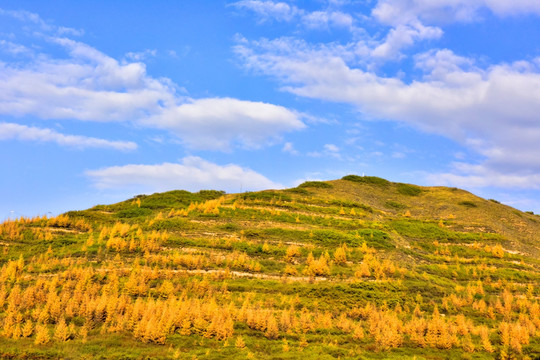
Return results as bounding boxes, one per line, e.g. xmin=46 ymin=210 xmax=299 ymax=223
xmin=0 ymin=176 xmax=538 ymax=359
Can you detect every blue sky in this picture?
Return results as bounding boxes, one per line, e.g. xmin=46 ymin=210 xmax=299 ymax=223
xmin=2 ymin=0 xmax=540 ymax=218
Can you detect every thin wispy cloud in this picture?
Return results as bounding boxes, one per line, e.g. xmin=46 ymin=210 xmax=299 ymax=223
xmin=0 ymin=122 xmax=137 ymax=151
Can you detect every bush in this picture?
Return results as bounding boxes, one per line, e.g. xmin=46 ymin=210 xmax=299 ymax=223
xmin=458 ymin=201 xmax=477 ymax=208
xmin=298 ymin=181 xmax=333 ymax=189
xmin=286 ymin=188 xmax=311 ymax=195
xmin=385 ymin=201 xmax=407 ymax=210
xmin=397 ymin=183 xmax=422 ymax=196
xmin=341 ymin=175 xmax=390 ymax=187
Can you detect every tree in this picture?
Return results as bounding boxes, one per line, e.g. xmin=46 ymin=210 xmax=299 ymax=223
xmin=54 ymin=318 xmax=70 ymax=341
xmin=235 ymin=336 xmax=246 ymax=349
xmin=22 ymin=320 xmax=33 ymax=338
xmin=34 ymin=324 xmax=50 ymax=345
xmin=334 ymin=245 xmax=347 ymax=265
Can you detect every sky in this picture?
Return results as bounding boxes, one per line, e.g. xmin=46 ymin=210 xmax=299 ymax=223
xmin=2 ymin=0 xmax=540 ymax=219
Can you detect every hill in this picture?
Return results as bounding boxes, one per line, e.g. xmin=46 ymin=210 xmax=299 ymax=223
xmin=0 ymin=176 xmax=538 ymax=359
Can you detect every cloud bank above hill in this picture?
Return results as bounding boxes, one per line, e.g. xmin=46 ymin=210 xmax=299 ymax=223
xmin=86 ymin=156 xmax=282 ymax=193
xmin=234 ymin=0 xmax=540 ymax=190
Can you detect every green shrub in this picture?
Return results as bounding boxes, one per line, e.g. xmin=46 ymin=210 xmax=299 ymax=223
xmin=458 ymin=201 xmax=477 ymax=208
xmin=489 ymin=198 xmax=500 ymax=204
xmin=298 ymin=181 xmax=333 ymax=189
xmin=397 ymin=183 xmax=422 ymax=196
xmin=341 ymin=175 xmax=390 ymax=187
xmin=285 ymin=188 xmax=311 ymax=195
xmin=385 ymin=201 xmax=407 ymax=210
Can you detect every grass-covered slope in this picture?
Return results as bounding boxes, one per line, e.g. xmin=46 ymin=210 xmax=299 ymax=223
xmin=0 ymin=176 xmax=538 ymax=359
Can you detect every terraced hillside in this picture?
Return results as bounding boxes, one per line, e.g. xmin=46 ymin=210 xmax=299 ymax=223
xmin=0 ymin=176 xmax=539 ymax=359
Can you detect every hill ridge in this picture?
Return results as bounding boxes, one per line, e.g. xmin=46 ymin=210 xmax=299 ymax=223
xmin=0 ymin=175 xmax=538 ymax=359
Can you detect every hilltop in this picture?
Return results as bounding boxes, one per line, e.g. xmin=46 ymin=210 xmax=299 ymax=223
xmin=0 ymin=176 xmax=538 ymax=359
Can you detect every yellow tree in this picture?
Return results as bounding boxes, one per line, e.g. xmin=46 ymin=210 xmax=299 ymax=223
xmin=34 ymin=324 xmax=50 ymax=345
xmin=334 ymin=245 xmax=347 ymax=265
xmin=54 ymin=318 xmax=70 ymax=341
xmin=22 ymin=320 xmax=33 ymax=338
xmin=265 ymin=314 xmax=279 ymax=339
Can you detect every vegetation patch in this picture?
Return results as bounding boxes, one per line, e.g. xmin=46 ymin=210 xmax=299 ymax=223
xmin=341 ymin=175 xmax=390 ymax=187
xmin=396 ymin=183 xmax=422 ymax=196
xmin=298 ymin=181 xmax=333 ymax=189
xmin=241 ymin=191 xmax=292 ymax=202
xmin=458 ymin=201 xmax=478 ymax=208
xmin=115 ymin=207 xmax=153 ymax=218
xmin=285 ymin=187 xmax=311 ymax=195
xmin=385 ymin=201 xmax=407 ymax=210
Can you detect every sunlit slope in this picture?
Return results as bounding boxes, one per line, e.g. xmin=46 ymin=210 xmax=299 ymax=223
xmin=0 ymin=176 xmax=538 ymax=359
xmin=305 ymin=176 xmax=540 ymax=257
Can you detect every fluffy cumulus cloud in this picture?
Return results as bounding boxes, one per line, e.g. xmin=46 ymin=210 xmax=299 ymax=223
xmin=86 ymin=156 xmax=282 ymax=193
xmin=0 ymin=10 xmax=304 ymax=151
xmin=0 ymin=122 xmax=137 ymax=151
xmin=0 ymin=37 xmax=175 ymax=122
xmin=145 ymin=97 xmax=305 ymax=150
xmin=234 ymin=0 xmax=540 ymax=189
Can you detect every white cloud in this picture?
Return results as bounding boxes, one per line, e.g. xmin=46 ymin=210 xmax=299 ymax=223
xmin=125 ymin=49 xmax=157 ymax=61
xmin=0 ymin=40 xmax=31 ymax=55
xmin=302 ymin=11 xmax=354 ymax=30
xmin=0 ymin=122 xmax=137 ymax=151
xmin=0 ymin=37 xmax=176 ymax=122
xmin=0 ymin=13 xmax=305 ymax=151
xmin=236 ymin=38 xmax=540 ymax=187
xmin=231 ymin=1 xmax=301 ymax=22
xmin=484 ymin=0 xmax=540 ymax=16
xmin=372 ymin=0 xmax=540 ymax=27
xmin=231 ymin=1 xmax=357 ymax=32
xmin=371 ymin=22 xmax=442 ymax=59
xmin=427 ymin=163 xmax=540 ymax=190
xmin=369 ymin=0 xmax=540 ymax=59
xmin=86 ymin=156 xmax=282 ymax=193
xmin=282 ymin=141 xmax=299 ymax=155
xmin=307 ymin=143 xmax=342 ymax=159
xmin=324 ymin=144 xmax=340 ymax=153
xmin=57 ymin=26 xmax=84 ymax=37
xmin=145 ymin=97 xmax=305 ymax=150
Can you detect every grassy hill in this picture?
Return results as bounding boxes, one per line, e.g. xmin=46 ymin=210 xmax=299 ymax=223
xmin=0 ymin=176 xmax=538 ymax=359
